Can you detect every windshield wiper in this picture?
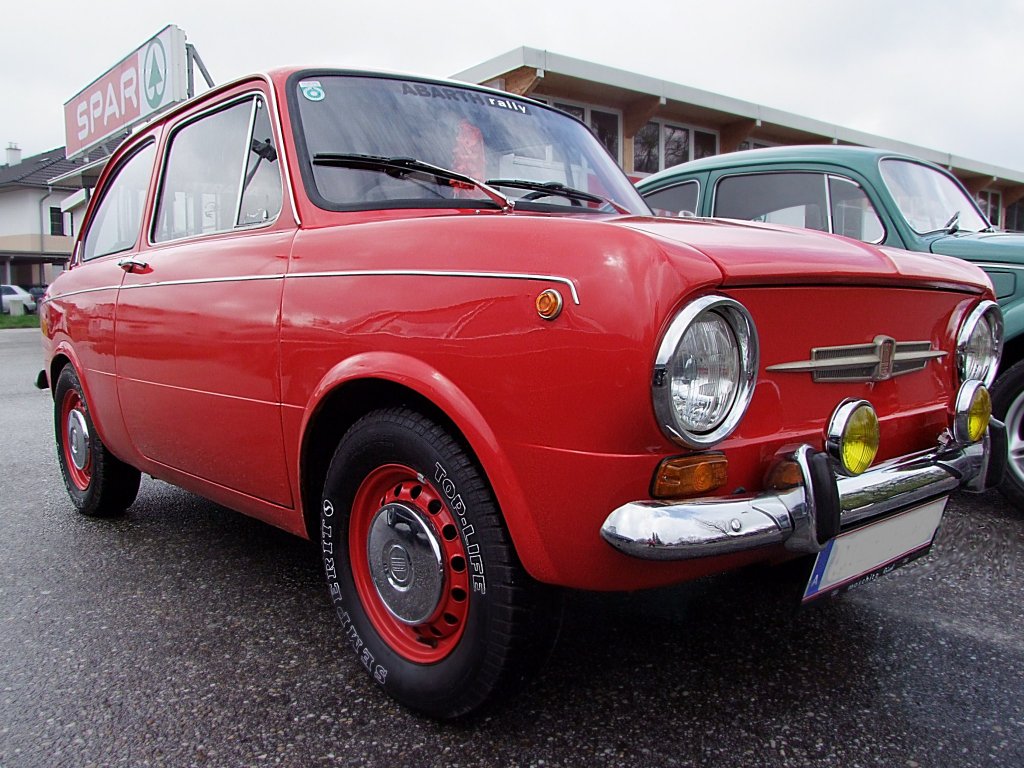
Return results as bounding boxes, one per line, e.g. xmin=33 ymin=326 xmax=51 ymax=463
xmin=943 ymin=210 xmax=960 ymax=234
xmin=312 ymin=153 xmax=512 ymax=210
xmin=486 ymin=178 xmax=630 ymax=214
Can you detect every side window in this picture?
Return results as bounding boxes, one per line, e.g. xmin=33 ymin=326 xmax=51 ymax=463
xmin=829 ymin=176 xmax=884 ymax=243
xmin=715 ymin=172 xmax=828 ymax=231
xmin=82 ymin=143 xmax=156 ymax=261
xmin=643 ymin=181 xmax=699 ymax=217
xmin=154 ymin=95 xmax=281 ymax=242
xmin=238 ymin=99 xmax=283 ymax=226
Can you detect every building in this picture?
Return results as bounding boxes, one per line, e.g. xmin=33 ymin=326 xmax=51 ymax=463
xmin=454 ymin=47 xmax=1024 ymax=230
xmin=0 ymin=144 xmax=81 ymax=286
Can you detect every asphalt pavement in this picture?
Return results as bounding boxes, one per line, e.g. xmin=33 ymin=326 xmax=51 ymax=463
xmin=1 ymin=327 xmax=1022 ymax=767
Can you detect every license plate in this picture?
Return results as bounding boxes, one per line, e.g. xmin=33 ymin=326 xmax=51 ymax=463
xmin=802 ymin=496 xmax=947 ymax=603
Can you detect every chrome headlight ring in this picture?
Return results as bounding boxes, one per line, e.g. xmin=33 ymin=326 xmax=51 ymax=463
xmin=652 ymin=295 xmax=759 ymax=448
xmin=956 ymin=300 xmax=1002 ymax=387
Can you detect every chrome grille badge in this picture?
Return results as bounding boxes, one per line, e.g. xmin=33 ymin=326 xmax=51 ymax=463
xmin=766 ymin=335 xmax=946 ymax=382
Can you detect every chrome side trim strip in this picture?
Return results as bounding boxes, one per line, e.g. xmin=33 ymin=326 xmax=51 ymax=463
xmin=283 ymin=270 xmax=581 ymax=304
xmin=47 ymin=270 xmax=581 ymax=304
xmin=118 ymin=274 xmax=283 ymax=291
xmin=42 ymin=285 xmax=122 ymax=303
xmin=972 ymin=262 xmax=1024 ymax=273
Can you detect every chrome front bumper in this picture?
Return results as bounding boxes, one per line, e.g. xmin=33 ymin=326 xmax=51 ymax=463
xmin=600 ymin=421 xmax=1006 ymax=561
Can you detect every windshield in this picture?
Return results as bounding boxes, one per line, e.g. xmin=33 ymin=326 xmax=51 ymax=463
xmin=290 ymin=74 xmax=647 ymax=215
xmin=879 ymin=158 xmax=989 ymax=234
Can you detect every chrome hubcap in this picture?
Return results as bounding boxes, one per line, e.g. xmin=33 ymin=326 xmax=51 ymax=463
xmin=1005 ymin=390 xmax=1024 ymax=485
xmin=66 ymin=409 xmax=90 ymax=471
xmin=367 ymin=502 xmax=444 ymax=625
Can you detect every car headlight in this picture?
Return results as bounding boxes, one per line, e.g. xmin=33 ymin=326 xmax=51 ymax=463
xmin=653 ymin=296 xmax=759 ymax=448
xmin=956 ymin=300 xmax=1002 ymax=386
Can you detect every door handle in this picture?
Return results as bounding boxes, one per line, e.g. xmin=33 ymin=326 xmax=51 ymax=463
xmin=118 ymin=258 xmax=150 ymax=274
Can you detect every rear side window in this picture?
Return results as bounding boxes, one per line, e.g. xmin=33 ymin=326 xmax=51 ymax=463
xmin=829 ymin=176 xmax=884 ymax=243
xmin=643 ymin=181 xmax=699 ymax=217
xmin=715 ymin=172 xmax=828 ymax=231
xmin=82 ymin=143 xmax=156 ymax=262
xmin=154 ymin=95 xmax=281 ymax=243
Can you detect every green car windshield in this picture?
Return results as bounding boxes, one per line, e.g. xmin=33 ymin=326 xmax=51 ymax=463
xmin=292 ymin=74 xmax=646 ymax=215
xmin=880 ymin=158 xmax=989 ymax=234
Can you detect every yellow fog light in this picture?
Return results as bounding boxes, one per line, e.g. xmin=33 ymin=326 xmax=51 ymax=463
xmin=826 ymin=399 xmax=879 ymax=476
xmin=954 ymin=381 xmax=991 ymax=443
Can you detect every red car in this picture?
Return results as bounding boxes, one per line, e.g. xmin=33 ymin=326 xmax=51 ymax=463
xmin=40 ymin=68 xmax=1004 ymax=717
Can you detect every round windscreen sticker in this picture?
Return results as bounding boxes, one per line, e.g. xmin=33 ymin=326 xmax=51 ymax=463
xmin=300 ymin=81 xmax=325 ymax=102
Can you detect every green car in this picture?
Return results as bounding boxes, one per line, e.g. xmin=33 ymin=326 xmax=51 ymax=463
xmin=637 ymin=145 xmax=1023 ymax=505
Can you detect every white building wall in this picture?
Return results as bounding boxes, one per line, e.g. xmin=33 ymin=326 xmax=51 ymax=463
xmin=0 ymin=188 xmax=76 ymax=241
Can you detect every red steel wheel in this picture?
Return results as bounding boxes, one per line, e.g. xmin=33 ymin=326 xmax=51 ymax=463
xmin=53 ymin=365 xmax=141 ymax=517
xmin=349 ymin=464 xmax=470 ymax=664
xmin=60 ymin=387 xmax=93 ymax=491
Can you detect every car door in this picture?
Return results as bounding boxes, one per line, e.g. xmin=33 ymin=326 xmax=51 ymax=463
xmin=114 ymin=89 xmax=296 ymax=508
xmin=46 ymin=141 xmax=158 ymax=460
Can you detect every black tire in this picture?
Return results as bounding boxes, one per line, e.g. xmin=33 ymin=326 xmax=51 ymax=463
xmin=320 ymin=407 xmax=559 ymax=718
xmin=54 ymin=365 xmax=141 ymax=517
xmin=992 ymin=359 xmax=1024 ymax=508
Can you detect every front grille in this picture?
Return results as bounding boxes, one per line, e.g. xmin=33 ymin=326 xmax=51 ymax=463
xmin=766 ymin=337 xmax=945 ymax=383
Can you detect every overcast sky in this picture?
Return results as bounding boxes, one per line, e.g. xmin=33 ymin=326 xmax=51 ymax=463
xmin=3 ymin=0 xmax=1021 ymax=172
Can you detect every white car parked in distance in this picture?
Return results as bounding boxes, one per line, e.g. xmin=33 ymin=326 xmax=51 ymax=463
xmin=1 ymin=284 xmax=38 ymax=314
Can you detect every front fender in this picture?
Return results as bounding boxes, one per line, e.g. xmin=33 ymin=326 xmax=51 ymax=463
xmin=299 ymin=351 xmax=558 ymax=581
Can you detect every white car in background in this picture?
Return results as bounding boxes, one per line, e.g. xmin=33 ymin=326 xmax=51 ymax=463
xmin=1 ymin=284 xmax=37 ymax=314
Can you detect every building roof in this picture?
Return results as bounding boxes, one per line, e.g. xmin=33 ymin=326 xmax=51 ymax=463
xmin=0 ymin=139 xmax=122 ymax=192
xmin=0 ymin=148 xmax=79 ymax=190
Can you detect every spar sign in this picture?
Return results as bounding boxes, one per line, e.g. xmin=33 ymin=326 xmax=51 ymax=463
xmin=64 ymin=25 xmax=188 ymax=158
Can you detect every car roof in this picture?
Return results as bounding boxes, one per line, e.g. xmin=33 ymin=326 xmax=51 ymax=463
xmin=639 ymin=144 xmax=930 ymax=186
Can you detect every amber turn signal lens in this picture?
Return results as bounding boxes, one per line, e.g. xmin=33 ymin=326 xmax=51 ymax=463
xmin=652 ymin=454 xmax=728 ymax=498
xmin=766 ymin=459 xmax=804 ymax=490
xmin=536 ymin=289 xmax=563 ymax=320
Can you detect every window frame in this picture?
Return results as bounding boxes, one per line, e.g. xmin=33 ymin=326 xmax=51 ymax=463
xmin=632 ymin=120 xmax=720 ymax=177
xmin=79 ymin=140 xmax=157 ymax=263
xmin=641 ymin=179 xmax=702 ymax=217
xmin=149 ymin=90 xmax=282 ymax=247
xmin=49 ymin=206 xmax=66 ymax=237
xmin=710 ymin=169 xmax=887 ymax=244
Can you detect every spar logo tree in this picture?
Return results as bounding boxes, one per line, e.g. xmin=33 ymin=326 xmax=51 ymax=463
xmin=143 ymin=38 xmax=167 ymax=110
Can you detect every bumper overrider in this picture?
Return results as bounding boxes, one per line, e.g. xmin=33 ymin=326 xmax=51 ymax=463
xmin=601 ymin=420 xmax=1006 ymax=561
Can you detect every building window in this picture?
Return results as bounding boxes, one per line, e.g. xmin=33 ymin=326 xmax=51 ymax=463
xmin=694 ymin=130 xmax=717 ymax=160
xmin=633 ymin=121 xmax=719 ymax=174
xmin=49 ymin=207 xmax=65 ymax=236
xmin=664 ymin=125 xmax=689 ymax=168
xmin=1005 ymin=200 xmax=1024 ymax=232
xmin=589 ymin=109 xmax=619 ymax=161
xmin=550 ymin=100 xmax=622 ymax=163
xmin=633 ymin=122 xmax=660 ymax=174
xmin=977 ymin=190 xmax=1002 ymax=227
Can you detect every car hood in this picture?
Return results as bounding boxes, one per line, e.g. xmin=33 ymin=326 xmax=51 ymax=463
xmin=617 ymin=217 xmax=991 ymax=293
xmin=929 ymin=230 xmax=1024 ymax=264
